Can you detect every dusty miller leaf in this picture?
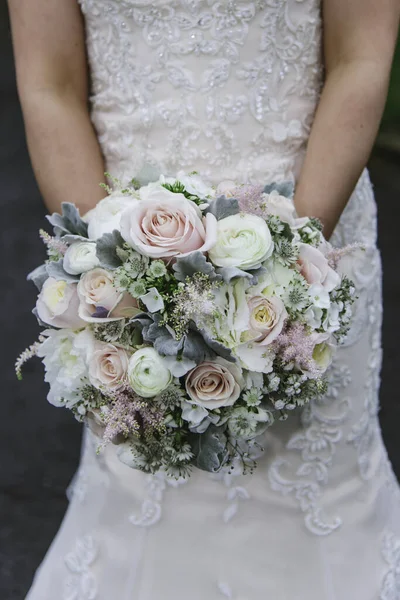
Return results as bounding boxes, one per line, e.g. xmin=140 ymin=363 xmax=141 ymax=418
xmin=96 ymin=230 xmax=125 ymax=269
xmin=173 ymin=251 xmax=220 ymax=282
xmin=205 ymin=195 xmax=239 ymax=221
xmin=46 ymin=258 xmax=80 ymax=283
xmin=46 ymin=202 xmax=88 ymax=237
xmin=263 ymin=181 xmax=294 ymax=199
xmin=27 ymin=264 xmax=48 ymax=291
xmin=189 ymin=425 xmax=229 ymax=473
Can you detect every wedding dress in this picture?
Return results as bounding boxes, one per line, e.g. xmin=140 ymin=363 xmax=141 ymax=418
xmin=26 ymin=1 xmax=400 ymax=599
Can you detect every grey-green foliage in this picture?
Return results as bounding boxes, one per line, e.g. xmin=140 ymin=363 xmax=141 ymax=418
xmin=96 ymin=230 xmax=125 ymax=269
xmin=47 ymin=202 xmax=88 ymax=238
xmin=46 ymin=258 xmax=80 ymax=283
xmin=27 ymin=264 xmax=48 ymax=291
xmin=263 ymin=181 xmax=294 ymax=199
xmin=189 ymin=425 xmax=229 ymax=472
xmin=205 ymin=195 xmax=239 ymax=220
xmin=172 ymin=251 xmax=221 ymax=283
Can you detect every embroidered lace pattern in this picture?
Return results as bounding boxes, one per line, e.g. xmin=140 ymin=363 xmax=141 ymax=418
xmin=63 ymin=536 xmax=98 ymax=600
xmin=77 ymin=0 xmax=322 ymax=183
xmin=380 ymin=532 xmax=400 ymax=600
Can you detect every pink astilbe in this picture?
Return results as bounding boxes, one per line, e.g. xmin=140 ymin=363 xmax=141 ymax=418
xmin=101 ymin=386 xmax=165 ymax=447
xmin=39 ymin=229 xmax=68 ymax=256
xmin=273 ymin=322 xmax=320 ymax=378
xmin=326 ymin=242 xmax=365 ymax=270
xmin=233 ymin=184 xmax=266 ymax=217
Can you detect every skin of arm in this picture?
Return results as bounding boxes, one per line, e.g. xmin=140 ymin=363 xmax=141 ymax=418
xmin=294 ymin=0 xmax=400 ymax=239
xmin=8 ymin=0 xmax=106 ymax=215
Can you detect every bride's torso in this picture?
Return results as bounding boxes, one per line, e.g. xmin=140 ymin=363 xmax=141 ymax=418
xmin=79 ymin=0 xmax=323 ymax=184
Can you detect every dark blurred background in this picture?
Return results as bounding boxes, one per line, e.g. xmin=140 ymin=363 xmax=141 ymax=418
xmin=0 ymin=3 xmax=399 ymax=599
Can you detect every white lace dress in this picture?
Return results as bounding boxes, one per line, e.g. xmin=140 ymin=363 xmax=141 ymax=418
xmin=26 ymin=1 xmax=400 ymax=599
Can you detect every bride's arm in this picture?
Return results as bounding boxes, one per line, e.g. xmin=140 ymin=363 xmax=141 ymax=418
xmin=294 ymin=0 xmax=400 ymax=239
xmin=8 ymin=0 xmax=106 ymax=214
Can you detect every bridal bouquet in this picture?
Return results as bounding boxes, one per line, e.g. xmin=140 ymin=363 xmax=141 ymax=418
xmin=18 ymin=172 xmax=356 ymax=478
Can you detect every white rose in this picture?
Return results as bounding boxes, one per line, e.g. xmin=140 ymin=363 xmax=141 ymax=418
xmin=63 ymin=242 xmax=100 ymax=275
xmin=208 ymin=213 xmax=274 ymax=270
xmin=86 ymin=192 xmax=136 ymax=240
xmin=89 ymin=342 xmax=130 ymax=390
xmin=128 ymin=347 xmax=172 ymax=398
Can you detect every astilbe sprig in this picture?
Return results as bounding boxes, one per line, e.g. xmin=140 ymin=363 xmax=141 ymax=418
xmin=101 ymin=386 xmax=166 ymax=448
xmin=15 ymin=339 xmax=44 ymax=380
xmin=272 ymin=322 xmax=320 ymax=378
xmin=233 ymin=184 xmax=266 ymax=217
xmin=39 ymin=229 xmax=68 ymax=260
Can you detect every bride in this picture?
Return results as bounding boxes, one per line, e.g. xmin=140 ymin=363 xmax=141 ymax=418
xmin=9 ymin=0 xmax=400 ymax=598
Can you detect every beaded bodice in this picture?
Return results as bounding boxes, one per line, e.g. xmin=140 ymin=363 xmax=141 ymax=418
xmin=78 ymin=0 xmax=322 ymax=184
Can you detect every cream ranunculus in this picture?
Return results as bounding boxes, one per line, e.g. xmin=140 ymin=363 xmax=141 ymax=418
xmin=36 ymin=278 xmax=85 ymax=329
xmin=63 ymin=241 xmax=100 ymax=275
xmin=127 ymin=347 xmax=172 ymax=398
xmin=208 ymin=213 xmax=274 ymax=270
xmin=77 ymin=268 xmax=138 ymax=322
xmin=89 ymin=342 xmax=130 ymax=390
xmin=86 ymin=192 xmax=137 ymax=240
xmin=185 ymin=357 xmax=244 ymax=410
xmin=247 ymin=295 xmax=288 ymax=346
xmin=298 ymin=243 xmax=340 ymax=292
xmin=120 ymin=189 xmax=217 ymax=259
xmin=176 ymin=171 xmax=215 ymax=199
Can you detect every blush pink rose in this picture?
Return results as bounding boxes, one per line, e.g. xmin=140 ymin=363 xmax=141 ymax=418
xmin=77 ymin=268 xmax=139 ymax=323
xmin=247 ymin=295 xmax=288 ymax=346
xmin=36 ymin=278 xmax=85 ymax=329
xmin=120 ymin=188 xmax=217 ymax=259
xmin=185 ymin=357 xmax=244 ymax=410
xmin=89 ymin=342 xmax=130 ymax=390
xmin=297 ymin=243 xmax=340 ymax=292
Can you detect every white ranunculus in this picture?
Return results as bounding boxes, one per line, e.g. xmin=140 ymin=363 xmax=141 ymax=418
xmin=176 ymin=171 xmax=215 ymax=199
xmin=128 ymin=347 xmax=172 ymax=398
xmin=86 ymin=192 xmax=136 ymax=240
xmin=63 ymin=241 xmax=100 ymax=275
xmin=37 ymin=329 xmax=90 ymax=407
xmin=208 ymin=213 xmax=274 ymax=270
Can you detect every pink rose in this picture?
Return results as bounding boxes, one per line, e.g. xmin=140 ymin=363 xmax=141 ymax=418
xmin=36 ymin=278 xmax=85 ymax=329
xmin=120 ymin=188 xmax=217 ymax=259
xmin=247 ymin=295 xmax=288 ymax=346
xmin=263 ymin=190 xmax=309 ymax=228
xmin=77 ymin=268 xmax=138 ymax=322
xmin=185 ymin=358 xmax=244 ymax=410
xmin=298 ymin=243 xmax=340 ymax=292
xmin=89 ymin=342 xmax=130 ymax=390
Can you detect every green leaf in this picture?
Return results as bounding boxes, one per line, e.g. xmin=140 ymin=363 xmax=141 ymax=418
xmin=27 ymin=264 xmax=48 ymax=291
xmin=46 ymin=258 xmax=80 ymax=283
xmin=173 ymin=251 xmax=221 ymax=282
